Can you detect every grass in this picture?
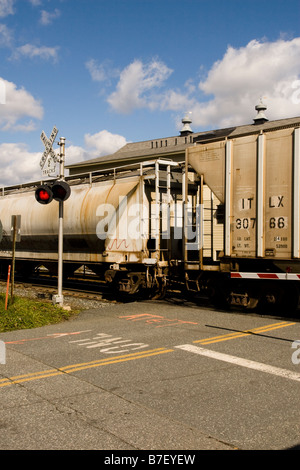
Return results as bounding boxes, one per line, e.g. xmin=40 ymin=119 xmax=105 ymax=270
xmin=0 ymin=294 xmax=77 ymax=332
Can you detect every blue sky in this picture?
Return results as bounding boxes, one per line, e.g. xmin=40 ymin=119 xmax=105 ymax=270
xmin=0 ymin=0 xmax=300 ymax=185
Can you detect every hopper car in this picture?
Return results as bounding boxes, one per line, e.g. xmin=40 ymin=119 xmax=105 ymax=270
xmin=0 ymin=117 xmax=299 ymax=314
xmin=185 ymin=118 xmax=300 ymax=313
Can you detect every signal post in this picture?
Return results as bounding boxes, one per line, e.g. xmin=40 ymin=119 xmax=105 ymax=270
xmin=36 ymin=128 xmax=71 ymax=306
xmin=56 ymin=137 xmax=66 ymax=306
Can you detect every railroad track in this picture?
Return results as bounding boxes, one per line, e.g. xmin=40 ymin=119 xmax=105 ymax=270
xmin=0 ymin=274 xmax=117 ymax=308
xmin=0 ymin=273 xmax=191 ymax=309
xmin=1 ymin=276 xmax=298 ymax=323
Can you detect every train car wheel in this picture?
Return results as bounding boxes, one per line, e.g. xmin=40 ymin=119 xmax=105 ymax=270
xmin=257 ymin=283 xmax=299 ymax=315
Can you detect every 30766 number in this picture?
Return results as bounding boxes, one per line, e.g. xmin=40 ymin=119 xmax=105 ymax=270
xmin=235 ymin=217 xmax=287 ymax=230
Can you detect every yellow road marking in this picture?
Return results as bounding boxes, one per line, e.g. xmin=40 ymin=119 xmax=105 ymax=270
xmin=63 ymin=349 xmax=173 ymax=374
xmin=194 ymin=321 xmax=296 ymax=345
xmin=0 ymin=368 xmax=58 ymax=382
xmin=0 ymin=321 xmax=297 ymax=388
xmin=0 ymin=348 xmax=173 ymax=388
xmin=59 ymin=347 xmax=169 ymax=371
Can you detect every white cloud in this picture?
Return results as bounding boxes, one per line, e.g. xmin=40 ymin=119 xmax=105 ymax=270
xmin=0 ymin=77 xmax=43 ymax=131
xmin=64 ymin=144 xmax=88 ymax=165
xmin=84 ymin=130 xmax=127 ymax=155
xmin=163 ymin=37 xmax=300 ymax=129
xmin=12 ymin=43 xmax=59 ymax=62
xmin=189 ymin=37 xmax=300 ymax=128
xmin=0 ymin=23 xmax=12 ymax=47
xmin=0 ymin=129 xmax=128 ymax=186
xmin=102 ymin=38 xmax=300 ymax=129
xmin=28 ymin=0 xmax=42 ymax=6
xmin=86 ymin=58 xmax=119 ymax=84
xmin=40 ymin=9 xmax=61 ymax=26
xmin=0 ymin=143 xmax=42 ymax=186
xmin=0 ymin=0 xmax=14 ymax=18
xmin=107 ymin=59 xmax=173 ymax=113
xmin=86 ymin=59 xmax=107 ymax=82
xmin=160 ymin=88 xmax=194 ymax=112
xmin=67 ymin=130 xmax=128 ymax=165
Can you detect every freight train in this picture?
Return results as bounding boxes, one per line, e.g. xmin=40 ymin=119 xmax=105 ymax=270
xmin=0 ymin=116 xmax=300 ymax=313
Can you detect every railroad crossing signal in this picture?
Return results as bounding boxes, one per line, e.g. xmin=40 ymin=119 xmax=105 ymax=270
xmin=35 ymin=181 xmax=71 ymax=204
xmin=40 ymin=126 xmax=58 ymax=173
xmin=36 ymin=134 xmax=69 ymax=307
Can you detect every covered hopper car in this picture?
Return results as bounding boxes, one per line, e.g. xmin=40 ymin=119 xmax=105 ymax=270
xmin=185 ymin=117 xmax=300 ymax=313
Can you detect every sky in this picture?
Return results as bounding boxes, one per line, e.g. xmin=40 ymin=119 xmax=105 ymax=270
xmin=0 ymin=0 xmax=300 ymax=186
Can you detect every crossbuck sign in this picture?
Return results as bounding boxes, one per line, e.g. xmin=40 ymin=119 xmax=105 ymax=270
xmin=40 ymin=126 xmax=58 ymax=175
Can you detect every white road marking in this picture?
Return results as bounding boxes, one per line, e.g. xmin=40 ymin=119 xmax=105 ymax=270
xmin=69 ymin=332 xmax=149 ymax=353
xmin=176 ymin=344 xmax=300 ymax=382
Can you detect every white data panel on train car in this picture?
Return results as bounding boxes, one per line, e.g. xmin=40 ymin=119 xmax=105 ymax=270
xmin=231 ymin=135 xmax=258 ymax=258
xmin=264 ymin=128 xmax=293 ymax=259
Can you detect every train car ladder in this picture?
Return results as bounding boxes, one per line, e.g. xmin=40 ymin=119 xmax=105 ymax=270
xmin=183 ymin=166 xmax=204 ymax=269
xmin=139 ymin=159 xmax=179 ymax=264
xmin=154 ymin=160 xmax=170 ymax=261
xmin=153 ymin=160 xmax=179 ymax=262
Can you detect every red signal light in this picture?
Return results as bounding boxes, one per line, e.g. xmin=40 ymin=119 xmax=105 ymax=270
xmin=39 ymin=189 xmax=51 ymax=201
xmin=35 ymin=185 xmax=53 ymax=204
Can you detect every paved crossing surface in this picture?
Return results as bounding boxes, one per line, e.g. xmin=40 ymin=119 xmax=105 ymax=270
xmin=0 ymin=299 xmax=299 ymax=450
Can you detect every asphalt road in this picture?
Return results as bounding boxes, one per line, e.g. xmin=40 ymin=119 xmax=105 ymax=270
xmin=0 ymin=298 xmax=299 ymax=451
